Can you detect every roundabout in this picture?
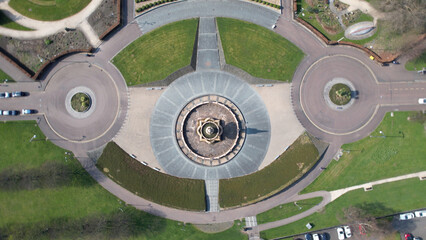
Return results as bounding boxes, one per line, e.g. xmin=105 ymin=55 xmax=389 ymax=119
xmin=299 ymin=55 xmax=379 ymax=135
xmin=42 ymin=62 xmax=121 ymax=143
xmin=1 ymin=0 xmax=425 ymax=237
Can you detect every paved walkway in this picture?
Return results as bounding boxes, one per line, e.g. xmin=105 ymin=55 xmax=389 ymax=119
xmin=0 ymin=0 xmax=425 ymax=234
xmin=339 ymin=0 xmax=384 ymax=24
xmin=0 ymin=0 xmax=101 ymax=46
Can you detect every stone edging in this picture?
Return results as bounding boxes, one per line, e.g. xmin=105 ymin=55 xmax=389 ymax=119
xmin=323 ymin=78 xmax=355 ymax=111
xmin=65 ymin=86 xmax=97 ymax=119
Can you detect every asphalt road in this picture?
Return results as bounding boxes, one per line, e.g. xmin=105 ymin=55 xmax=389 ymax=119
xmin=0 ymin=0 xmax=425 ymax=230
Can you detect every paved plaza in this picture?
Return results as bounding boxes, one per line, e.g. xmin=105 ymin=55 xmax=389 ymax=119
xmin=0 ymin=0 xmax=425 ymax=234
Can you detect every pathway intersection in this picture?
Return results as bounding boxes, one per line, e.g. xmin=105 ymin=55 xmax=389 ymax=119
xmin=0 ymin=0 xmax=425 ymax=237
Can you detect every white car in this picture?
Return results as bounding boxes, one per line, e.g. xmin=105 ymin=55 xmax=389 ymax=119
xmin=414 ymin=210 xmax=426 ymax=217
xmin=400 ymin=213 xmax=415 ymax=220
xmin=343 ymin=226 xmax=352 ymax=238
xmin=337 ymin=227 xmax=345 ymax=240
xmin=419 ymin=98 xmax=426 ymax=104
xmin=312 ymin=233 xmax=320 ymax=240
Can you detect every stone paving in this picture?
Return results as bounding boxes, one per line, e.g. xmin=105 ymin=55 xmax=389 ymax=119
xmin=135 ymin=0 xmax=279 ymax=33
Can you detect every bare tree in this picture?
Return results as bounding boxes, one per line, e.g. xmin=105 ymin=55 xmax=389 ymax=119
xmin=343 ymin=206 xmax=394 ymax=238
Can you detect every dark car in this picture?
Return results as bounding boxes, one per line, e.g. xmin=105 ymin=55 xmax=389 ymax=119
xmin=305 ymin=233 xmax=313 ymax=240
xmin=12 ymin=91 xmax=26 ymax=97
xmin=22 ymin=109 xmax=37 ymax=115
xmin=405 ymin=233 xmax=414 ymax=240
xmin=321 ymin=233 xmax=329 ymax=240
xmin=2 ymin=110 xmax=19 ymax=116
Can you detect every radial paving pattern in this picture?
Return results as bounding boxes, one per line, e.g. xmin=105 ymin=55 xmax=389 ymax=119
xmin=150 ymin=70 xmax=271 ymax=180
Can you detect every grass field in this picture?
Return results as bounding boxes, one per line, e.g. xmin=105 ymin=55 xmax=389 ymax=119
xmin=257 ymin=197 xmax=323 ymax=224
xmin=9 ymin=0 xmax=91 ymax=21
xmin=405 ymin=52 xmax=426 ymax=71
xmin=96 ymin=142 xmax=206 ymax=211
xmin=261 ymin=178 xmax=426 ymax=239
xmin=113 ymin=19 xmax=197 ymax=86
xmin=217 ymin=18 xmax=304 ymax=82
xmin=219 ymin=133 xmax=320 ymax=208
xmin=0 ymin=69 xmax=15 ymax=82
xmin=303 ymin=111 xmax=426 ymax=193
xmin=0 ymin=121 xmax=246 ymax=239
xmin=0 ymin=11 xmax=32 ymax=30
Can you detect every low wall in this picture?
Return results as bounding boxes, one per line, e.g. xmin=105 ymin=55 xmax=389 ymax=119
xmin=98 ymin=0 xmax=122 ymax=40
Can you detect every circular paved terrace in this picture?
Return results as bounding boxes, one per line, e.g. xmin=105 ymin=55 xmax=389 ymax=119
xmin=150 ymin=70 xmax=271 ymax=180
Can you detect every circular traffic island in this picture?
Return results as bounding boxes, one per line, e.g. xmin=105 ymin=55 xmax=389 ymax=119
xmin=329 ymin=83 xmax=352 ymax=106
xmin=71 ymin=92 xmax=91 ymax=112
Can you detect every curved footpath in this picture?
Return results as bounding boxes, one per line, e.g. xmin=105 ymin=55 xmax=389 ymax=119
xmin=0 ymin=0 xmax=425 ymax=232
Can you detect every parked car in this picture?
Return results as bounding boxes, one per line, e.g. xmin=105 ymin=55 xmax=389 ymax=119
xmin=413 ymin=238 xmax=421 ymax=240
xmin=343 ymin=226 xmax=352 ymax=238
xmin=419 ymin=98 xmax=426 ymax=104
xmin=321 ymin=233 xmax=329 ymax=240
xmin=305 ymin=233 xmax=313 ymax=240
xmin=12 ymin=91 xmax=25 ymax=97
xmin=22 ymin=109 xmax=36 ymax=115
xmin=0 ymin=92 xmax=11 ymax=98
xmin=414 ymin=210 xmax=426 ymax=217
xmin=400 ymin=213 xmax=415 ymax=220
xmin=312 ymin=233 xmax=320 ymax=240
xmin=2 ymin=110 xmax=19 ymax=116
xmin=405 ymin=233 xmax=414 ymax=240
xmin=337 ymin=227 xmax=345 ymax=240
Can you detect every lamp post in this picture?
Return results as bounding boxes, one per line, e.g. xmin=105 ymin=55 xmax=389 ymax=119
xmin=29 ymin=135 xmax=37 ymax=142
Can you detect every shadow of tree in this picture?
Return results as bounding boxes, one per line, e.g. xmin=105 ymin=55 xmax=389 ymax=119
xmin=0 ymin=161 xmax=95 ymax=191
xmin=0 ymin=207 xmax=167 ymax=240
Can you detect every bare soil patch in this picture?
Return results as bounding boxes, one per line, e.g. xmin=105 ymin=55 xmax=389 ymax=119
xmin=88 ymin=0 xmax=119 ymax=38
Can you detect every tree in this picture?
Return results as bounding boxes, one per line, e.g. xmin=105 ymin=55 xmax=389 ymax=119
xmin=343 ymin=206 xmax=394 ymax=238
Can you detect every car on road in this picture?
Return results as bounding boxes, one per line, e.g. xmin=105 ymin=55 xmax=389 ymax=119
xmin=405 ymin=233 xmax=414 ymax=240
xmin=12 ymin=91 xmax=26 ymax=97
xmin=414 ymin=210 xmax=426 ymax=217
xmin=337 ymin=227 xmax=345 ymax=240
xmin=22 ymin=109 xmax=37 ymax=115
xmin=321 ymin=233 xmax=329 ymax=240
xmin=419 ymin=98 xmax=426 ymax=104
xmin=305 ymin=233 xmax=313 ymax=240
xmin=2 ymin=110 xmax=19 ymax=116
xmin=0 ymin=92 xmax=11 ymax=98
xmin=343 ymin=226 xmax=352 ymax=238
xmin=400 ymin=213 xmax=415 ymax=220
xmin=312 ymin=233 xmax=320 ymax=240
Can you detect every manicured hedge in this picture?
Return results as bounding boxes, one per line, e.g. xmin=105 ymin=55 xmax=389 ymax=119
xmin=250 ymin=0 xmax=281 ymax=9
xmin=219 ymin=133 xmax=320 ymax=208
xmin=96 ymin=142 xmax=206 ymax=211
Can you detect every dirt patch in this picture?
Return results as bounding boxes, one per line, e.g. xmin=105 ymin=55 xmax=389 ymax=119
xmin=0 ymin=31 xmax=90 ymax=74
xmin=193 ymin=221 xmax=235 ymax=233
xmin=88 ymin=0 xmax=120 ymax=38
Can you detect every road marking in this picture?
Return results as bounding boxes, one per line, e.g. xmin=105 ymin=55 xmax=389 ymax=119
xmin=299 ymin=54 xmax=379 ymax=136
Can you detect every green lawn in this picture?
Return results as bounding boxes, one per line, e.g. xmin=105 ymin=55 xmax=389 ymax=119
xmin=405 ymin=52 xmax=426 ymax=71
xmin=261 ymin=178 xmax=426 ymax=239
xmin=8 ymin=0 xmax=91 ymax=21
xmin=257 ymin=197 xmax=323 ymax=224
xmin=217 ymin=17 xmax=304 ymax=82
xmin=219 ymin=133 xmax=320 ymax=208
xmin=303 ymin=111 xmax=426 ymax=193
xmin=96 ymin=142 xmax=206 ymax=211
xmin=0 ymin=11 xmax=32 ymax=30
xmin=113 ymin=19 xmax=198 ymax=86
xmin=0 ymin=121 xmax=246 ymax=239
xmin=0 ymin=69 xmax=15 ymax=82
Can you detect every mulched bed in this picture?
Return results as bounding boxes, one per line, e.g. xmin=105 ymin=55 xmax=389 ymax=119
xmin=88 ymin=0 xmax=120 ymax=38
xmin=0 ymin=31 xmax=90 ymax=74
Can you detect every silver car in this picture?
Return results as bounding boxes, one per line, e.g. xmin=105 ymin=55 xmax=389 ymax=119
xmin=0 ymin=92 xmax=11 ymax=98
xmin=2 ymin=110 xmax=19 ymax=116
xmin=22 ymin=109 xmax=36 ymax=115
xmin=12 ymin=91 xmax=24 ymax=97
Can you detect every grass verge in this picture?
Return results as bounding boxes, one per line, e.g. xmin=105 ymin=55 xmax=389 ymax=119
xmin=405 ymin=52 xmax=426 ymax=71
xmin=0 ymin=11 xmax=32 ymax=30
xmin=8 ymin=0 xmax=91 ymax=21
xmin=261 ymin=178 xmax=426 ymax=239
xmin=303 ymin=111 xmax=426 ymax=193
xmin=0 ymin=69 xmax=15 ymax=82
xmin=219 ymin=133 xmax=320 ymax=208
xmin=257 ymin=197 xmax=323 ymax=224
xmin=113 ymin=19 xmax=198 ymax=86
xmin=96 ymin=142 xmax=206 ymax=211
xmin=217 ymin=17 xmax=304 ymax=82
